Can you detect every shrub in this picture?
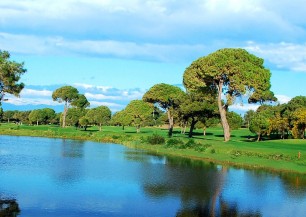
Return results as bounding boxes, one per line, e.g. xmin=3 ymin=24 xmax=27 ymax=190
xmin=194 ymin=144 xmax=212 ymax=152
xmin=178 ymin=139 xmax=197 ymax=149
xmin=112 ymin=135 xmax=120 ymax=140
xmin=147 ymin=134 xmax=165 ymax=145
xmin=165 ymin=138 xmax=184 ymax=148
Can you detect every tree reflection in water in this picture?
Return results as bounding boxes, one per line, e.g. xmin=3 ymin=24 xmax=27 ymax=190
xmin=0 ymin=199 xmax=20 ymax=217
xmin=176 ymin=201 xmax=261 ymax=217
xmin=143 ymin=156 xmax=262 ymax=217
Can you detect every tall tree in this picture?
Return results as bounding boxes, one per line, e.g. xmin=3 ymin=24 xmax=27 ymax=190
xmin=0 ymin=50 xmax=26 ymax=104
xmin=86 ymin=106 xmax=111 ymax=131
xmin=184 ymin=48 xmax=276 ymax=142
xmin=52 ymin=86 xmax=79 ymax=127
xmin=143 ymin=83 xmax=185 ymax=137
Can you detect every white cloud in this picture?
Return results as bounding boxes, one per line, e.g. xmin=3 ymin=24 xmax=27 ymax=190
xmin=96 ymin=85 xmax=112 ymax=92
xmin=73 ymin=83 xmax=94 ymax=89
xmin=275 ymin=94 xmax=292 ymax=104
xmin=89 ymin=101 xmax=122 ymax=108
xmin=229 ymin=103 xmax=260 ymax=112
xmin=2 ymin=84 xmax=146 ymax=112
xmin=4 ymin=97 xmax=57 ymax=106
xmin=0 ymin=32 xmax=206 ymax=62
xmin=20 ymin=88 xmax=52 ymax=97
xmin=245 ymin=41 xmax=306 ymax=72
xmin=84 ymin=93 xmax=121 ymax=101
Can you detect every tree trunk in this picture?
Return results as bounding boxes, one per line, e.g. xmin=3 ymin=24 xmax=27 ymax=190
xmin=62 ymin=101 xmax=68 ymax=128
xmin=122 ymin=125 xmax=125 ymax=130
xmin=167 ymin=109 xmax=174 ymax=137
xmin=257 ymin=133 xmax=261 ymax=142
xmin=203 ymin=127 xmax=206 ymax=136
xmin=188 ymin=118 xmax=198 ymax=138
xmin=36 ymin=120 xmax=38 ymax=126
xmin=136 ymin=125 xmax=140 ymax=133
xmin=181 ymin=121 xmax=187 ymax=134
xmin=99 ymin=123 xmax=102 ymax=131
xmin=217 ymin=81 xmax=230 ymax=142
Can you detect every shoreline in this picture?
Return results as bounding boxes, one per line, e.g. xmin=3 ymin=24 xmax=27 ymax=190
xmin=1 ymin=126 xmax=305 ymax=175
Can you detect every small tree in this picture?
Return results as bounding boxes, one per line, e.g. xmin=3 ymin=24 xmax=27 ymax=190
xmin=13 ymin=111 xmax=31 ymax=125
xmin=196 ymin=117 xmax=220 ymax=136
xmin=177 ymin=91 xmax=218 ymax=138
xmin=28 ymin=110 xmax=44 ymax=125
xmin=143 ymin=83 xmax=185 ymax=137
xmin=292 ymin=108 xmax=306 ymax=139
xmin=125 ymin=100 xmax=153 ymax=133
xmin=79 ymin=116 xmax=89 ymax=131
xmin=227 ymin=111 xmax=243 ymax=130
xmin=249 ymin=113 xmax=270 ymax=141
xmin=3 ymin=110 xmax=17 ymax=123
xmin=66 ymin=108 xmax=87 ymax=129
xmin=86 ymin=106 xmax=111 ymax=131
xmin=111 ymin=110 xmax=131 ymax=130
xmin=244 ymin=110 xmax=256 ymax=129
xmin=268 ymin=113 xmax=289 ymax=139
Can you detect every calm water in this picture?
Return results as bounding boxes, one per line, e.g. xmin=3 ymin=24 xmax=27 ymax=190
xmin=1 ymin=135 xmax=306 ymax=217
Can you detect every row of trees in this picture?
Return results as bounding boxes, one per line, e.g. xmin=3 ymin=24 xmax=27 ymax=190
xmin=246 ymin=96 xmax=306 ymax=141
xmin=2 ymin=48 xmax=305 ymax=141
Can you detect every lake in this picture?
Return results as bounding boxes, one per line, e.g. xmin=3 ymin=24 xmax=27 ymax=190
xmin=0 ymin=135 xmax=306 ymax=217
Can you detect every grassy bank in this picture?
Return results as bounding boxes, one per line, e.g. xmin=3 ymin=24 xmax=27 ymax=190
xmin=1 ymin=123 xmax=306 ymax=174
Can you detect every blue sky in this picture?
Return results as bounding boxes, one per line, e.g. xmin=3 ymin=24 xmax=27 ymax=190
xmin=1 ymin=0 xmax=306 ymax=113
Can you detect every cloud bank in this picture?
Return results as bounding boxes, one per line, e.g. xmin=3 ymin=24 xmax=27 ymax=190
xmin=0 ymin=0 xmax=305 ymax=71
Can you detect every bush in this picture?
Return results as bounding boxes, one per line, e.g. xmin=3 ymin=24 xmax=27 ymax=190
xmin=178 ymin=139 xmax=197 ymax=149
xmin=165 ymin=138 xmax=184 ymax=148
xmin=147 ymin=134 xmax=165 ymax=145
xmin=194 ymin=144 xmax=212 ymax=152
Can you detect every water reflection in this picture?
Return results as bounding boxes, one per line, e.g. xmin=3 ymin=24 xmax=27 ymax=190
xmin=176 ymin=201 xmax=261 ymax=217
xmin=1 ymin=135 xmax=306 ymax=217
xmin=0 ymin=199 xmax=20 ymax=217
xmin=61 ymin=139 xmax=84 ymax=158
xmin=280 ymin=173 xmax=306 ymax=197
xmin=142 ymin=156 xmax=264 ymax=217
xmin=52 ymin=139 xmax=85 ymax=184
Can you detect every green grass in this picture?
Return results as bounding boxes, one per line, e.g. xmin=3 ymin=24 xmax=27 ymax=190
xmin=1 ymin=123 xmax=306 ymax=174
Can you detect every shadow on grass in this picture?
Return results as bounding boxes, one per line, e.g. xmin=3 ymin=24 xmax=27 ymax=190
xmin=190 ymin=132 xmax=214 ymax=136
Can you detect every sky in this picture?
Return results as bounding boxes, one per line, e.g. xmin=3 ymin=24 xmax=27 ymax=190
xmin=1 ymin=0 xmax=306 ymax=113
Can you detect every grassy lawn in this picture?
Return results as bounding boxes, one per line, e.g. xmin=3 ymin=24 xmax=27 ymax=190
xmin=1 ymin=123 xmax=306 ymax=174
